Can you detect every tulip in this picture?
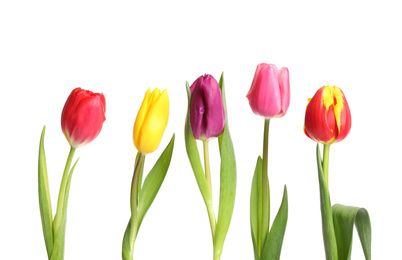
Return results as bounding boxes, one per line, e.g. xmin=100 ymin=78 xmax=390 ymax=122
xmin=190 ymin=74 xmax=225 ymax=140
xmin=133 ymin=88 xmax=169 ymax=154
xmin=61 ymin=87 xmax=106 ymax=148
xmin=246 ymin=63 xmax=290 ymax=118
xmin=304 ymin=85 xmax=351 ymax=144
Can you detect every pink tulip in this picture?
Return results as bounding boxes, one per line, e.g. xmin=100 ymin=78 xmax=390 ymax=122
xmin=247 ymin=63 xmax=290 ymax=118
xmin=61 ymin=87 xmax=106 ymax=148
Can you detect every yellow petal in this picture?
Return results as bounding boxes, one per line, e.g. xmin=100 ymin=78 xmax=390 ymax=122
xmin=321 ymin=85 xmax=345 ymax=134
xmin=133 ymin=88 xmax=151 ymax=149
xmin=333 ymin=86 xmax=345 ymax=134
xmin=134 ymin=88 xmax=169 ymax=154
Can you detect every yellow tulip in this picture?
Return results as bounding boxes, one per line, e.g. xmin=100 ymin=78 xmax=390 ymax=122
xmin=133 ymin=88 xmax=169 ymax=154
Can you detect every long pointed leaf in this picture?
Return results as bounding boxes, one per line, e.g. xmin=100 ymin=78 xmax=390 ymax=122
xmin=261 ymin=186 xmax=288 ymax=260
xmin=316 ymin=144 xmax=338 ymax=260
xmin=332 ymin=204 xmax=371 ymax=260
xmin=38 ymin=126 xmax=54 ymax=258
xmin=184 ymin=82 xmax=213 ymax=212
xmin=214 ymin=72 xmax=237 ymax=258
xmin=136 ymin=134 xmax=175 ymax=231
xmin=122 ymin=218 xmax=133 ymax=260
xmin=251 ymin=157 xmax=263 ymax=260
xmin=51 ymin=158 xmax=79 ymax=260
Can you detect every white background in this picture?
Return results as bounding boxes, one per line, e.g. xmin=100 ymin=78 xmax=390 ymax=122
xmin=0 ymin=0 xmax=401 ymax=259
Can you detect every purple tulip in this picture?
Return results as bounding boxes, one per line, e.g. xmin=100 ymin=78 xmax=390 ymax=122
xmin=247 ymin=63 xmax=290 ymax=118
xmin=190 ymin=74 xmax=225 ymax=140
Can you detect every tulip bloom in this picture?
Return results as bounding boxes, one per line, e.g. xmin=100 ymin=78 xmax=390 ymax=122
xmin=61 ymin=87 xmax=106 ymax=148
xmin=133 ymin=88 xmax=169 ymax=154
xmin=190 ymin=74 xmax=225 ymax=140
xmin=304 ymin=85 xmax=351 ymax=144
xmin=247 ymin=63 xmax=290 ymax=118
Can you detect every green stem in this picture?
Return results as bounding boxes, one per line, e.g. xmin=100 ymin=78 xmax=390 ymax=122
xmin=214 ymin=251 xmax=221 ymax=260
xmin=203 ymin=140 xmax=212 ymax=195
xmin=54 ymin=146 xmax=76 ymax=232
xmin=206 ymin=200 xmax=217 ymax=238
xmin=129 ymin=153 xmax=145 ymax=258
xmin=261 ymin=118 xmax=270 ymax=254
xmin=323 ymin=144 xmax=330 ymax=189
xmin=203 ymin=140 xmax=216 ymax=239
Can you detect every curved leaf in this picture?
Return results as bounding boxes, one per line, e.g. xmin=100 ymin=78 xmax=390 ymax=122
xmin=250 ymin=157 xmax=263 ymax=260
xmin=332 ymin=204 xmax=371 ymax=260
xmin=122 ymin=218 xmax=133 ymax=260
xmin=214 ymin=72 xmax=237 ymax=258
xmin=316 ymin=144 xmax=338 ymax=260
xmin=184 ymin=82 xmax=213 ymax=215
xmin=38 ymin=126 xmax=54 ymax=258
xmin=261 ymin=186 xmax=288 ymax=260
xmin=51 ymin=158 xmax=79 ymax=260
xmin=137 ymin=134 xmax=175 ymax=231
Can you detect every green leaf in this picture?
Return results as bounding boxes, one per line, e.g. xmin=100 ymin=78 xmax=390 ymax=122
xmin=50 ymin=221 xmax=67 ymax=260
xmin=250 ymin=156 xmax=263 ymax=260
xmin=38 ymin=126 xmax=54 ymax=258
xmin=316 ymin=144 xmax=338 ymax=260
xmin=122 ymin=218 xmax=133 ymax=260
xmin=332 ymin=204 xmax=371 ymax=260
xmin=214 ymin=72 xmax=237 ymax=258
xmin=136 ymin=134 xmax=175 ymax=231
xmin=261 ymin=186 xmax=288 ymax=260
xmin=184 ymin=82 xmax=213 ymax=212
xmin=51 ymin=158 xmax=79 ymax=260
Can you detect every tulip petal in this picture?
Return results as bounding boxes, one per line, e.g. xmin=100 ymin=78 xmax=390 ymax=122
xmin=67 ymin=95 xmax=106 ymax=147
xmin=135 ymin=89 xmax=169 ymax=154
xmin=304 ymin=87 xmax=336 ymax=144
xmin=190 ymin=74 xmax=225 ymax=140
xmin=134 ymin=88 xmax=151 ymax=149
xmin=61 ymin=88 xmax=106 ymax=148
xmin=334 ymin=88 xmax=351 ymax=143
xmin=190 ymin=83 xmax=206 ymax=139
xmin=304 ymin=85 xmax=352 ymax=144
xmin=277 ymin=67 xmax=290 ymax=118
xmin=247 ymin=63 xmax=282 ymax=118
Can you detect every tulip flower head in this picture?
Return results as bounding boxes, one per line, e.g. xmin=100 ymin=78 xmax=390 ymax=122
xmin=247 ymin=63 xmax=290 ymax=118
xmin=190 ymin=74 xmax=225 ymax=141
xmin=304 ymin=85 xmax=351 ymax=144
xmin=61 ymin=87 xmax=106 ymax=148
xmin=133 ymin=88 xmax=169 ymax=154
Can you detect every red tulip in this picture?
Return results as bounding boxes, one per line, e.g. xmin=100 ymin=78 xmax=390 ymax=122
xmin=304 ymin=85 xmax=351 ymax=144
xmin=247 ymin=63 xmax=290 ymax=118
xmin=61 ymin=87 xmax=106 ymax=148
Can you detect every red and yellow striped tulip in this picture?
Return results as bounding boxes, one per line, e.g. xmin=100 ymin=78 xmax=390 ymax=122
xmin=304 ymin=85 xmax=351 ymax=144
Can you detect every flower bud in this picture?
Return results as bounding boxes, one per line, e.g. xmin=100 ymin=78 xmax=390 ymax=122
xmin=61 ymin=87 xmax=106 ymax=148
xmin=304 ymin=85 xmax=351 ymax=144
xmin=247 ymin=63 xmax=290 ymax=118
xmin=133 ymin=88 xmax=169 ymax=154
xmin=190 ymin=74 xmax=225 ymax=141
